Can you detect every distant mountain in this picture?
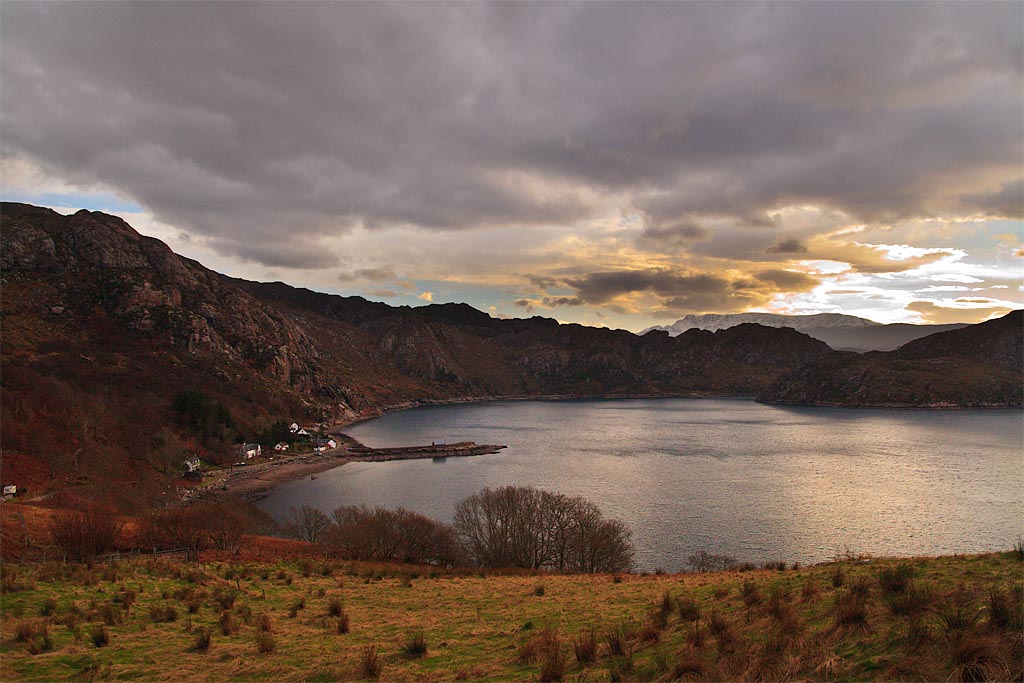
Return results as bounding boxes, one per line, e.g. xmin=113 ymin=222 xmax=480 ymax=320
xmin=644 ymin=313 xmax=970 ymax=352
xmin=759 ymin=311 xmax=1022 ymax=407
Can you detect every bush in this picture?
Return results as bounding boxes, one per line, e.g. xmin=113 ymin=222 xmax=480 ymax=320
xmin=14 ymin=619 xmax=44 ymax=643
xmin=99 ymin=603 xmax=123 ymax=626
xmin=86 ymin=624 xmax=109 ymax=648
xmin=219 ymin=611 xmax=238 ymax=635
xmin=50 ymin=505 xmax=123 ymax=563
xmin=533 ymin=583 xmax=545 ymax=597
xmin=359 ymin=645 xmax=383 ymax=680
xmin=687 ymin=550 xmax=738 ymax=573
xmin=150 ymin=604 xmax=178 ymax=623
xmin=336 ymin=612 xmax=350 ymax=634
xmin=988 ymin=585 xmax=1023 ymax=630
xmin=935 ymin=590 xmax=981 ymax=632
xmin=834 ymin=588 xmax=870 ymax=627
xmin=885 ymin=584 xmax=933 ymax=617
xmin=327 ymin=598 xmax=343 ymax=617
xmin=677 ymin=596 xmax=701 ymax=622
xmin=878 ymin=564 xmax=915 ymax=594
xmin=604 ymin=625 xmax=628 ymax=657
xmin=255 ymin=632 xmax=276 ymax=654
xmin=191 ymin=627 xmax=212 ymax=652
xmin=400 ymin=631 xmax=427 ymax=659
xmin=538 ymin=641 xmax=566 ymax=682
xmin=741 ymin=580 xmax=762 ymax=607
xmin=572 ymin=628 xmax=596 ymax=664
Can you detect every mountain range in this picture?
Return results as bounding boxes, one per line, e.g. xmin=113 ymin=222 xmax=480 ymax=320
xmin=1 ymin=203 xmax=1020 ymax=506
xmin=643 ymin=313 xmax=970 ymax=352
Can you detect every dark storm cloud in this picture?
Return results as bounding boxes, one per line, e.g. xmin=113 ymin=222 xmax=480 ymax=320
xmin=2 ymin=2 xmax=1021 ymax=266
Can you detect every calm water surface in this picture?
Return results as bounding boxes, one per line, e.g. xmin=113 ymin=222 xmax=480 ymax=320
xmin=257 ymin=399 xmax=1023 ymax=571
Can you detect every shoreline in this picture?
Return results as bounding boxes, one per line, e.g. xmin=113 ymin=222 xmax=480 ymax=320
xmin=194 ymin=392 xmax=1020 ymax=506
xmin=187 ymin=439 xmax=506 ymax=506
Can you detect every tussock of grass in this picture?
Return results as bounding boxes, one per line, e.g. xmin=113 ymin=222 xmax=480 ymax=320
xmin=190 ymin=626 xmax=211 ymax=652
xmin=571 ymin=628 xmax=596 ymax=664
xmin=677 ymin=595 xmax=701 ymax=622
xmin=254 ymin=631 xmax=276 ymax=654
xmin=358 ymin=645 xmax=383 ymax=680
xmin=90 ymin=624 xmax=109 ymax=648
xmin=878 ymin=564 xmax=915 ymax=593
xmin=400 ymin=630 xmax=427 ymax=659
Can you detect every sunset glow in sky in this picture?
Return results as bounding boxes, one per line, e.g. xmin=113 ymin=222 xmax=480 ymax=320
xmin=2 ymin=2 xmax=1021 ymax=331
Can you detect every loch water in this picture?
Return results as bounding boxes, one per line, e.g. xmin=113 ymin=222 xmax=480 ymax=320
xmin=257 ymin=398 xmax=1023 ymax=571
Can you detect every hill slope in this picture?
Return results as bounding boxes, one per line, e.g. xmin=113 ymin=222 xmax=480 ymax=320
xmin=1 ymin=203 xmax=836 ymax=502
xmin=759 ymin=311 xmax=1022 ymax=407
xmin=1 ymin=551 xmax=1020 ymax=682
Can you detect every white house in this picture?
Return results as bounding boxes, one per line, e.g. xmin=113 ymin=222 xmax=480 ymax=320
xmin=296 ymin=428 xmax=309 ymax=436
xmin=274 ymin=442 xmax=289 ymax=452
xmin=182 ymin=456 xmax=201 ymax=473
xmin=240 ymin=443 xmax=262 ymax=459
xmin=289 ymin=422 xmax=300 ymax=433
xmin=2 ymin=485 xmax=16 ymax=497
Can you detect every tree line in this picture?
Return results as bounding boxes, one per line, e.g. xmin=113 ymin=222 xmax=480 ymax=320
xmin=286 ymin=486 xmax=635 ymax=573
xmin=49 ymin=486 xmax=634 ymax=573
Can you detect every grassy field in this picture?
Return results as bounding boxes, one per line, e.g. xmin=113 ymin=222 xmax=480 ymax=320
xmin=1 ymin=552 xmax=1020 ymax=682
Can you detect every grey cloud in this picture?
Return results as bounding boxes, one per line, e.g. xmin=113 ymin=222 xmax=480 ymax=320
xmin=766 ymin=238 xmax=808 ymax=254
xmin=338 ymin=267 xmax=398 ymax=283
xmin=965 ymin=179 xmax=1024 ymax=218
xmin=753 ymin=269 xmax=819 ymax=292
xmin=637 ymin=221 xmax=709 ymax=250
xmin=542 ymin=296 xmax=584 ymax=307
xmin=2 ymin=2 xmax=1021 ymax=267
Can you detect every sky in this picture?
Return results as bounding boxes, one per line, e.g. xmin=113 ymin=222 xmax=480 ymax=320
xmin=2 ymin=2 xmax=1021 ymax=331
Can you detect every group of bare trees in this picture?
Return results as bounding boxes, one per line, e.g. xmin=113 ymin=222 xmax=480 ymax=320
xmin=139 ymin=501 xmax=255 ymax=561
xmin=287 ymin=505 xmax=461 ymax=566
xmin=50 ymin=486 xmax=634 ymax=573
xmin=287 ymin=486 xmax=635 ymax=573
xmin=453 ymin=486 xmax=634 ymax=572
xmin=50 ymin=506 xmax=124 ymax=562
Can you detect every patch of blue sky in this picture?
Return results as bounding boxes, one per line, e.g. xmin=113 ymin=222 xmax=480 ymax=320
xmin=0 ymin=188 xmax=142 ymax=214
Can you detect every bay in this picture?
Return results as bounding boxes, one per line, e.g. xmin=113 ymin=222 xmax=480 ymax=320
xmin=256 ymin=398 xmax=1023 ymax=571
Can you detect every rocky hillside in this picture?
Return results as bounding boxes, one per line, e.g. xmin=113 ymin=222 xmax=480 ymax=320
xmin=759 ymin=310 xmax=1022 ymax=407
xmin=1 ymin=203 xmax=1019 ymax=503
xmin=1 ymin=203 xmax=838 ymax=502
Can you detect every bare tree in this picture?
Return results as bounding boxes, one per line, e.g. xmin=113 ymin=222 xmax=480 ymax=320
xmin=206 ymin=501 xmax=254 ymax=552
xmin=326 ymin=505 xmax=460 ymax=565
xmin=287 ymin=505 xmax=331 ymax=543
xmin=453 ymin=486 xmax=634 ymax=573
xmin=50 ymin=504 xmax=124 ymax=562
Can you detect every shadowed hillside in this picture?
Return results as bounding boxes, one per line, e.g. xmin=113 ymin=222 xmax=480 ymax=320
xmin=1 ymin=203 xmax=837 ymax=503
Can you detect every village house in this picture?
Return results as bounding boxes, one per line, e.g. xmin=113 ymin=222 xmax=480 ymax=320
xmin=313 ymin=438 xmax=337 ymax=452
xmin=182 ymin=456 xmax=201 ymax=473
xmin=2 ymin=484 xmax=16 ymax=498
xmin=240 ymin=443 xmax=262 ymax=459
xmin=274 ymin=442 xmax=289 ymax=452
xmin=289 ymin=422 xmax=300 ymax=433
